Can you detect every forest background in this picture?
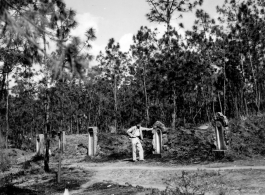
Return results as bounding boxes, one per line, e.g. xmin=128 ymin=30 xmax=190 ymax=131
xmin=1 ymin=0 xmax=264 ymax=149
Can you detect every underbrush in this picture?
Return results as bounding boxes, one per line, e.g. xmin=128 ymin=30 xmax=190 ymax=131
xmin=70 ymin=114 xmax=265 ymax=163
xmin=0 ymin=132 xmax=5 ymax=148
xmin=98 ymin=133 xmax=132 ymax=157
xmin=0 ymin=184 xmax=38 ymax=195
xmin=0 ymin=151 xmax=11 ymax=172
xmin=0 ymin=151 xmax=12 ymax=192
xmin=229 ymin=114 xmax=265 ymax=158
xmin=165 ymin=114 xmax=265 ymax=163
xmin=166 ymin=128 xmax=215 ymax=164
xmin=0 ymin=133 xmax=10 ymax=172
xmin=151 ymin=170 xmax=227 ymax=195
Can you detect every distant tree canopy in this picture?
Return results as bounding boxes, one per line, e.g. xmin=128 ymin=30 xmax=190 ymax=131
xmin=1 ymin=0 xmax=265 ymax=143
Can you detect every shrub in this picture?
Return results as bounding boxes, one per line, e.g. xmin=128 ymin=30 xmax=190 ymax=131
xmin=157 ymin=170 xmax=227 ymax=195
xmin=0 ymin=132 xmax=6 ymax=149
xmin=0 ymin=151 xmax=11 ymax=172
xmin=229 ymin=115 xmax=265 ymax=158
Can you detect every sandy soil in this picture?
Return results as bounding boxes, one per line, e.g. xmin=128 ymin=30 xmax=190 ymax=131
xmin=3 ymin=157 xmax=265 ymax=195
xmin=62 ymin=159 xmax=265 ymax=195
xmin=2 ymin=134 xmax=265 ymax=195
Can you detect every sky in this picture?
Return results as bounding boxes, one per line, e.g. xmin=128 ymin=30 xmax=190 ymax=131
xmin=4 ymin=0 xmax=226 ymax=89
xmin=63 ymin=0 xmax=225 ymax=64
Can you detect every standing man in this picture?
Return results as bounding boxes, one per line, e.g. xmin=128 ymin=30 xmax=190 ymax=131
xmin=127 ymin=123 xmax=153 ymax=162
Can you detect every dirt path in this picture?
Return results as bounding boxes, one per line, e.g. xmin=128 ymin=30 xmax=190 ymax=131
xmin=4 ymin=148 xmax=265 ymax=194
xmin=64 ymin=160 xmax=265 ymax=194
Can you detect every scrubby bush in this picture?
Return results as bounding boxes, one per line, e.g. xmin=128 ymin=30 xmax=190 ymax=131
xmin=165 ymin=128 xmax=215 ymax=163
xmin=164 ymin=114 xmax=265 ymax=163
xmin=0 ymin=133 xmax=11 ymax=172
xmin=0 ymin=151 xmax=11 ymax=172
xmin=152 ymin=170 xmax=227 ymax=195
xmin=0 ymin=132 xmax=6 ymax=149
xmin=229 ymin=115 xmax=265 ymax=158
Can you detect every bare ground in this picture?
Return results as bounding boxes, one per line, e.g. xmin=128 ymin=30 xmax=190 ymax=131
xmin=2 ymin=134 xmax=265 ymax=195
xmin=3 ymin=154 xmax=265 ymax=195
xmin=61 ymin=159 xmax=265 ymax=195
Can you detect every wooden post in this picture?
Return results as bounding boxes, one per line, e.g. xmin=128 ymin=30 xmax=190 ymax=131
xmin=57 ymin=132 xmax=62 ymax=183
xmin=62 ymin=131 xmax=66 ymax=152
xmin=44 ymin=133 xmax=50 ymax=172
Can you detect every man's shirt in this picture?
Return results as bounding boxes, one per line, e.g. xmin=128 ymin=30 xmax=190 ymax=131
xmin=127 ymin=126 xmax=153 ymax=140
xmin=127 ymin=126 xmax=143 ymax=140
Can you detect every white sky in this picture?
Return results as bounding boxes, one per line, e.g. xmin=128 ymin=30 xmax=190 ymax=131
xmin=64 ymin=0 xmax=225 ymax=65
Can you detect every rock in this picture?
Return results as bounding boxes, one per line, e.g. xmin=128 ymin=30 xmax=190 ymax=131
xmin=153 ymin=121 xmax=167 ymax=133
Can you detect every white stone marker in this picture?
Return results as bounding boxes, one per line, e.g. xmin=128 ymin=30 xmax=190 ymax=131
xmin=152 ymin=129 xmax=163 ymax=154
xmin=88 ymin=127 xmax=98 ymax=156
xmin=36 ymin=134 xmax=44 ymax=155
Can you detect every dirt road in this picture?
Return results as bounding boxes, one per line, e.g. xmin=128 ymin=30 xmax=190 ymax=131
xmin=65 ymin=160 xmax=265 ymax=194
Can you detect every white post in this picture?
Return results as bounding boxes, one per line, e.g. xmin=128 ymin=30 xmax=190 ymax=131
xmin=88 ymin=127 xmax=98 ymax=156
xmin=152 ymin=130 xmax=162 ymax=154
xmin=36 ymin=137 xmax=40 ymax=154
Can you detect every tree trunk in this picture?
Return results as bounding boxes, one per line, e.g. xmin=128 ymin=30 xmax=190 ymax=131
xmin=223 ymin=62 xmax=226 ymax=114
xmin=31 ymin=117 xmax=35 ymax=138
xmin=5 ymin=72 xmax=9 ymax=149
xmin=143 ymin=62 xmax=150 ymax=124
xmin=234 ymin=96 xmax=238 ymax=118
xmin=76 ymin=115 xmax=79 ymax=134
xmin=114 ymin=74 xmax=118 ymax=132
xmin=249 ymin=53 xmax=259 ymax=113
xmin=171 ymin=89 xmax=176 ymax=130
xmin=61 ymin=92 xmax=64 ymax=132
xmin=0 ymin=72 xmax=6 ymax=102
xmin=87 ymin=94 xmax=92 ymax=128
xmin=218 ymin=92 xmax=223 ymax=113
xmin=244 ymin=96 xmax=248 ymax=116
xmin=43 ymin=34 xmax=50 ymax=172
xmin=44 ymin=135 xmax=50 ymax=171
xmin=70 ymin=116 xmax=73 ymax=134
xmin=44 ymin=91 xmax=50 ymax=172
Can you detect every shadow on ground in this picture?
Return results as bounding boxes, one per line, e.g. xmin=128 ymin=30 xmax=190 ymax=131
xmin=0 ymin=165 xmax=92 ymax=195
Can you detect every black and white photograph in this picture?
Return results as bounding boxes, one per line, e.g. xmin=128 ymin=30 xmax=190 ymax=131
xmin=1 ymin=0 xmax=265 ymax=194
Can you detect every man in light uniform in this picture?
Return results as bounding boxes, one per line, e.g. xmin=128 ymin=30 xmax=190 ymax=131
xmin=127 ymin=123 xmax=153 ymax=162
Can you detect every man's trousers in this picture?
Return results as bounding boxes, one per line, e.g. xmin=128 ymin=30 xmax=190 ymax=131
xmin=131 ymin=137 xmax=144 ymax=161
